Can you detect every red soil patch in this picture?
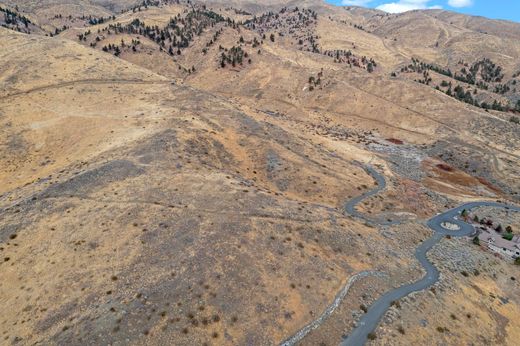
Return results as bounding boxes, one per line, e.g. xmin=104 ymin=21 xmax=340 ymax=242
xmin=477 ymin=177 xmax=502 ymax=193
xmin=436 ymin=163 xmax=454 ymax=172
xmin=386 ymin=138 xmax=403 ymax=145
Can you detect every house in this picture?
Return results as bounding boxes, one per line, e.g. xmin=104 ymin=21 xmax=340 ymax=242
xmin=478 ymin=230 xmax=520 ymax=259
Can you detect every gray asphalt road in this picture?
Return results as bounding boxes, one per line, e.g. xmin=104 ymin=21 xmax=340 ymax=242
xmin=341 ymin=168 xmax=520 ymax=346
xmin=344 ymin=164 xmax=403 ymax=226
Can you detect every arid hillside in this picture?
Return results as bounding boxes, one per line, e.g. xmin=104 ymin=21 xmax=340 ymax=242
xmin=1 ymin=1 xmax=520 ymax=345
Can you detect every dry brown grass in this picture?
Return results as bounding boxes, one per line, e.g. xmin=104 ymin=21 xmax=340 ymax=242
xmin=1 ymin=1 xmax=520 ymax=345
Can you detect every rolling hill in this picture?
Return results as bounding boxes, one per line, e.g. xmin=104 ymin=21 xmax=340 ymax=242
xmin=1 ymin=0 xmax=520 ymax=345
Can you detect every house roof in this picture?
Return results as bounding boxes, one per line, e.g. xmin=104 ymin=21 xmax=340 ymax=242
xmin=479 ymin=230 xmax=520 ymax=252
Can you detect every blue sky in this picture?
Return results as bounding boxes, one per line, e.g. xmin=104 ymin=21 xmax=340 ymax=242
xmin=325 ymin=1 xmax=520 ymax=23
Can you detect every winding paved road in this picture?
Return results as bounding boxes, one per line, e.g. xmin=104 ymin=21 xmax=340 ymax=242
xmin=344 ymin=164 xmax=403 ymax=226
xmin=341 ymin=168 xmax=520 ymax=346
xmin=280 ymin=163 xmax=520 ymax=346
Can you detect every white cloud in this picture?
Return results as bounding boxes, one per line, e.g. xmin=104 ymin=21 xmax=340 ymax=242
xmin=341 ymin=0 xmax=372 ymax=5
xmin=447 ymin=0 xmax=473 ymax=8
xmin=376 ymin=0 xmax=442 ymax=13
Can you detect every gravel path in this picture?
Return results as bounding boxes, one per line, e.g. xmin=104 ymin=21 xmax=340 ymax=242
xmin=279 ymin=271 xmax=385 ymax=346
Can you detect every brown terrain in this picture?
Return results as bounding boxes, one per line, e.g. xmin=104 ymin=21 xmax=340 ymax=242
xmin=1 ymin=0 xmax=520 ymax=345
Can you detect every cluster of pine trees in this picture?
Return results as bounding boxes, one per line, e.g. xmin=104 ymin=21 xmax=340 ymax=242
xmin=102 ymin=43 xmax=122 ymax=56
xmin=128 ymin=0 xmax=181 ymax=13
xmin=1 ymin=6 xmax=32 ymax=33
xmin=219 ymin=46 xmax=251 ymax=68
xmin=307 ymin=70 xmax=324 ymax=91
xmin=243 ymin=7 xmax=377 ymax=71
xmin=405 ymin=57 xmax=509 ymax=92
xmin=244 ymin=7 xmax=318 ymax=52
xmin=85 ymin=15 xmax=116 ymax=25
xmin=82 ymin=8 xmax=235 ymax=58
xmin=438 ymin=81 xmax=507 ymax=111
xmin=101 ymin=9 xmax=226 ymax=51
xmin=402 ymin=57 xmax=517 ymax=112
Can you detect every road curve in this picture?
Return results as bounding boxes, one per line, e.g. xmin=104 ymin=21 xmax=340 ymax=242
xmin=278 ymin=163 xmax=519 ymax=346
xmin=344 ymin=164 xmax=403 ymax=226
xmin=341 ymin=169 xmax=520 ymax=346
